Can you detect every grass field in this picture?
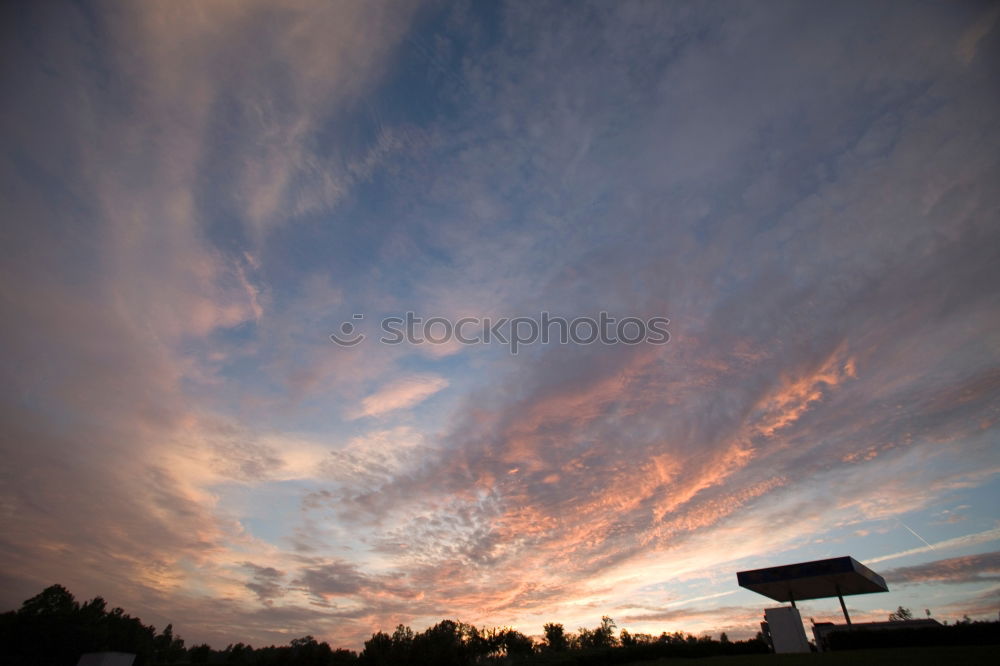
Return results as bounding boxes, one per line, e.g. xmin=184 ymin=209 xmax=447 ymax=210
xmin=630 ymin=644 xmax=999 ymax=665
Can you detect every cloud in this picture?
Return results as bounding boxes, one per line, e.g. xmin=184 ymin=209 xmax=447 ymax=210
xmin=956 ymin=4 xmax=1000 ymax=65
xmin=296 ymin=561 xmax=370 ymax=599
xmin=0 ymin=0 xmax=421 ymax=644
xmin=938 ymin=585 xmax=1000 ymax=620
xmin=619 ymin=604 xmax=760 ymax=627
xmin=866 ymin=529 xmax=1000 ymax=565
xmin=244 ymin=562 xmax=287 ymax=603
xmin=884 ymin=551 xmax=1000 ymax=586
xmin=1 ymin=0 xmax=999 ymax=651
xmin=349 ymin=375 xmax=450 ymax=419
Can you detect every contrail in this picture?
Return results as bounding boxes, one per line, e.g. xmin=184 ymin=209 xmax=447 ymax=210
xmin=896 ymin=518 xmax=934 ymax=549
xmin=867 ymin=527 xmax=1000 ymax=564
xmin=662 ymin=590 xmax=737 ymax=608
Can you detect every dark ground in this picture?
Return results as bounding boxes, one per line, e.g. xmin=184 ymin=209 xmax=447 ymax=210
xmin=631 ymin=644 xmax=998 ymax=665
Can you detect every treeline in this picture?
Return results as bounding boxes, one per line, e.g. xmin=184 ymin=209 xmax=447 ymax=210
xmin=0 ymin=585 xmax=184 ymax=666
xmin=357 ymin=617 xmax=768 ymax=665
xmin=0 ymin=585 xmax=768 ymax=666
xmin=0 ymin=585 xmax=354 ymax=666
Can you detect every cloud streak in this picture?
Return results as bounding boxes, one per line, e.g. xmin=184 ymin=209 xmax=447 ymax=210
xmin=350 ymin=375 xmax=450 ymax=419
xmin=884 ymin=552 xmax=1000 ymax=586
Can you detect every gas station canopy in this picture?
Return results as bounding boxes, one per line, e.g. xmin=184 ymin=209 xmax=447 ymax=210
xmin=737 ymin=556 xmax=888 ymax=603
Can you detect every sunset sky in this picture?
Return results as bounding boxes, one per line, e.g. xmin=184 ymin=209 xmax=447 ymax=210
xmin=1 ymin=0 xmax=999 ymax=650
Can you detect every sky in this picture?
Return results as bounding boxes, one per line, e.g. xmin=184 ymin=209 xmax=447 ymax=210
xmin=1 ymin=0 xmax=999 ymax=651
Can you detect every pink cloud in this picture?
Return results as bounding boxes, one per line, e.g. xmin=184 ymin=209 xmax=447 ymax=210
xmin=349 ymin=374 xmax=450 ymax=419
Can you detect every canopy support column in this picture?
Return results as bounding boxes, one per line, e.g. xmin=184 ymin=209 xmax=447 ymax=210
xmin=835 ymin=584 xmax=851 ymax=626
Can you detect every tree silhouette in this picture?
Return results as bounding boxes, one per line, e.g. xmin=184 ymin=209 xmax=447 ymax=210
xmin=360 ymin=630 xmax=394 ymax=665
xmin=188 ymin=643 xmax=212 ymax=663
xmin=497 ymin=628 xmax=533 ymax=657
xmin=0 ymin=584 xmax=160 ymax=665
xmin=409 ymin=619 xmax=474 ymax=666
xmin=2 ymin=584 xmax=777 ymax=665
xmin=20 ymin=584 xmax=78 ymax=616
xmin=154 ymin=623 xmax=186 ymax=663
xmin=542 ymin=622 xmax=569 ymax=651
xmin=575 ymin=616 xmax=617 ymax=649
xmin=889 ymin=606 xmax=914 ymax=621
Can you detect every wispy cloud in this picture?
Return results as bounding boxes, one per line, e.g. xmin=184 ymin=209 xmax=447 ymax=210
xmin=349 ymin=375 xmax=450 ymax=419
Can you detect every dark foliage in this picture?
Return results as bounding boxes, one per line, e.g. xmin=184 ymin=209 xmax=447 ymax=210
xmin=0 ymin=584 xmax=776 ymax=666
xmin=826 ymin=620 xmax=1000 ymax=651
xmin=355 ymin=617 xmax=768 ymax=665
xmin=542 ymin=623 xmax=568 ymax=652
xmin=0 ymin=586 xmax=357 ymax=666
xmin=0 ymin=585 xmax=164 ymax=666
xmin=512 ymin=631 xmax=770 ymax=666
